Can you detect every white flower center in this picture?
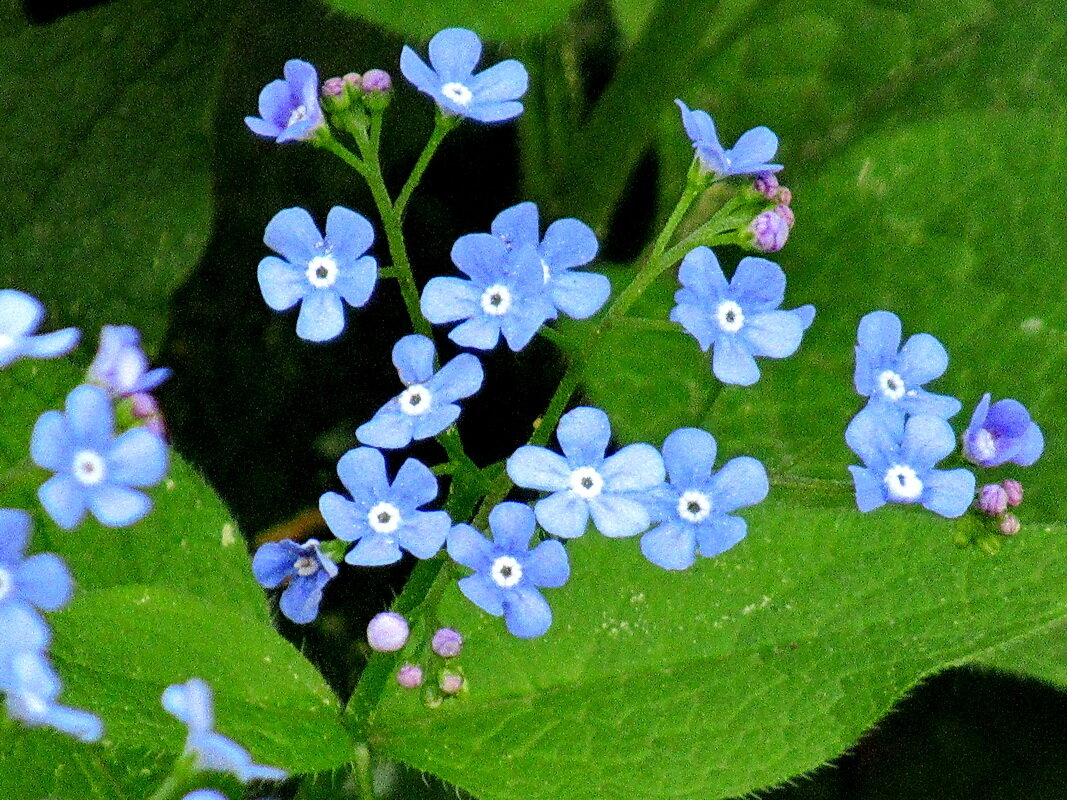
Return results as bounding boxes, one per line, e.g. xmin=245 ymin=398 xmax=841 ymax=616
xmin=877 ymin=370 xmax=906 ymax=401
xmin=287 ymin=104 xmax=308 ymax=127
xmin=540 ymin=258 xmax=552 ymax=284
xmin=716 ymin=300 xmax=744 ymax=333
xmin=72 ymin=450 xmax=105 ymax=486
xmin=676 ymin=490 xmax=712 ymax=523
xmin=441 ymin=82 xmax=473 ymax=107
xmin=293 ymin=555 xmax=319 ymax=577
xmin=480 ymin=284 xmax=512 ymax=316
xmin=306 ymin=255 xmax=339 ymax=289
xmin=970 ymin=428 xmax=997 ymax=462
xmin=399 ymin=384 xmax=433 ymax=416
xmin=0 ymin=333 xmax=13 ymax=351
xmin=569 ymin=466 xmax=604 ymax=499
xmin=884 ymin=464 xmax=923 ymax=503
xmin=490 ymin=555 xmax=523 ymax=588
xmin=0 ymin=566 xmax=12 ymax=603
xmin=368 ymin=502 xmax=401 ymax=534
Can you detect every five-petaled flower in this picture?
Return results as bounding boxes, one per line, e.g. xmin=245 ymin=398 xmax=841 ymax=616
xmin=252 ymin=538 xmax=338 ymax=624
xmin=162 ymin=677 xmax=287 ymax=783
xmin=676 ymin=100 xmax=782 ymax=177
xmin=961 ymin=393 xmax=1044 ymax=468
xmin=489 ymin=202 xmax=610 ymax=319
xmin=853 ymin=310 xmax=961 ymax=421
xmin=0 ymin=509 xmax=72 ymax=625
xmin=507 ymin=406 xmax=665 ymax=539
xmin=245 ymin=59 xmax=325 ymax=143
xmin=671 ymin=247 xmax=815 ymax=386
xmin=357 ymin=334 xmax=484 ymax=449
xmin=420 ymin=232 xmax=556 ymax=351
xmin=87 ymin=325 xmax=171 ymax=398
xmin=846 ymin=409 xmax=975 ymax=518
xmin=640 ymin=428 xmax=768 ymax=570
xmin=447 ymin=502 xmax=569 ymax=638
xmin=0 ymin=290 xmax=79 ymax=369
xmin=31 ymin=384 xmax=169 ymax=529
xmin=319 ymin=448 xmax=450 ymax=566
xmin=401 ymin=28 xmax=528 ymax=122
xmin=258 ymin=206 xmax=378 ymax=342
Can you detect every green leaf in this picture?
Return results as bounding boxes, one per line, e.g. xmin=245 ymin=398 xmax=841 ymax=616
xmin=321 ymin=0 xmax=582 ymax=41
xmin=0 ymin=0 xmax=231 ymax=352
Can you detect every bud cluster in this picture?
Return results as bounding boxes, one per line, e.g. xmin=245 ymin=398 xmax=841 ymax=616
xmin=366 ymin=613 xmax=466 ymax=702
xmin=975 ymin=479 xmax=1025 ymax=536
xmin=749 ymin=172 xmax=795 ymax=253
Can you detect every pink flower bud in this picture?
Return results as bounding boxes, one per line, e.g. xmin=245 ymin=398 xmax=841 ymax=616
xmin=999 ymin=513 xmax=1021 ymax=536
xmin=438 ymin=670 xmax=464 ymax=695
xmin=431 ymin=627 xmax=463 ymax=658
xmin=977 ymin=483 xmax=1008 ymax=515
xmin=1001 ymin=479 xmax=1023 ymax=507
xmin=362 ymin=69 xmax=392 ymax=92
xmin=396 ymin=663 xmax=423 ymax=689
xmin=367 ymin=612 xmax=409 ymax=652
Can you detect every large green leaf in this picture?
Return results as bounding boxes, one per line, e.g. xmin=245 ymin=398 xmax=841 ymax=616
xmin=0 ymin=0 xmax=230 ymax=352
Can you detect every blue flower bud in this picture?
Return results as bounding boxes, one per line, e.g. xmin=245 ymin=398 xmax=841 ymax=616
xmin=1002 ymin=479 xmax=1024 ymax=507
xmin=367 ymin=611 xmax=409 ymax=652
xmin=977 ymin=483 xmax=1008 ymax=515
xmin=396 ymin=663 xmax=423 ymax=689
xmin=431 ymin=627 xmax=463 ymax=658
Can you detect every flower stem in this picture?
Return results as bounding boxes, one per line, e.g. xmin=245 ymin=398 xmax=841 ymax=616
xmin=145 ymin=754 xmax=197 ymax=800
xmin=395 ymin=113 xmax=457 ymax=221
xmin=353 ymin=742 xmax=376 ymax=800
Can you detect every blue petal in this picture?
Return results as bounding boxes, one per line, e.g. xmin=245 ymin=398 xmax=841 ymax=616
xmin=662 ymin=428 xmax=717 ymax=488
xmin=708 ymin=456 xmax=769 ymax=513
xmin=498 ymin=299 xmax=552 ymax=351
xmin=392 ymin=457 xmax=439 ymax=509
xmin=524 ymin=540 xmax=569 ymax=588
xmin=671 ymin=303 xmax=717 ymax=351
xmin=641 ymin=522 xmax=696 ymax=570
xmin=0 ymin=508 xmax=30 ymax=563
xmin=848 ymin=465 xmax=887 ymax=512
xmin=678 ymin=246 xmax=728 ymax=298
xmin=740 ymin=310 xmax=805 ymax=358
xmin=335 ymin=256 xmax=377 ymax=308
xmin=257 ymin=257 xmax=306 ymax=311
xmin=295 ymin=290 xmax=345 ymax=342
xmin=0 ymin=603 xmax=50 ymax=655
xmin=21 ymin=328 xmax=80 ymax=360
xmin=712 ymin=336 xmax=760 ymax=385
xmin=320 ymin=493 xmax=364 ymax=543
xmin=449 ymin=315 xmax=502 ymax=350
xmin=1012 ymin=422 xmax=1044 ymax=466
xmin=279 ymin=575 xmax=326 ymax=624
xmin=429 ymin=353 xmax=483 ymax=402
xmin=695 ymin=515 xmax=747 ymax=557
xmin=793 ymin=304 xmax=817 ymax=329
xmin=421 ymin=277 xmax=480 ymax=324
xmin=540 ymin=218 xmax=598 ymax=270
xmin=336 ymin=447 xmax=389 ymax=499
xmin=162 ymin=678 xmax=214 ymax=731
xmin=675 ymin=100 xmax=723 ymax=160
xmin=447 ymin=523 xmax=494 ymax=572
xmin=488 ymin=502 xmax=537 ymax=551
xmin=251 ymin=541 xmax=297 ymax=588
xmin=534 ymin=491 xmax=589 ymax=539
xmin=0 ymin=290 xmax=43 ymax=336
xmin=550 ymin=271 xmax=610 ymax=319
xmin=356 ymin=404 xmax=413 ymax=449
xmin=244 ymin=114 xmax=282 ymax=139
xmin=469 ymin=59 xmax=528 ymax=104
xmin=728 ymin=257 xmax=785 ymax=312
xmin=344 ymin=535 xmax=403 ymax=566
xmin=392 ymin=334 xmax=436 ymax=385
xmin=400 ymin=45 xmax=440 ymax=96
xmin=855 ymin=310 xmax=902 ymax=395
xmin=491 ymin=202 xmax=540 ymax=251
xmin=428 ymin=27 xmax=482 ymax=81
xmin=325 ymin=206 xmax=375 ymax=263
xmin=845 ymin=407 xmax=903 ymax=468
xmin=65 ymin=384 xmax=113 ymax=450
xmin=458 ymin=573 xmax=504 ymax=616
xmin=963 ymin=393 xmax=991 ymax=440
xmin=921 ymin=468 xmax=976 ymax=518
xmin=727 ymin=126 xmax=779 ymax=172
xmin=896 ymin=333 xmax=949 ymax=386
xmin=503 ymin=584 xmax=552 ymax=638
xmin=466 ymin=100 xmax=525 ymax=123
xmin=89 ymin=484 xmax=151 ymax=527
xmin=899 ymin=388 xmax=961 ymax=420
xmin=283 ymin=58 xmax=319 ymax=99
xmin=507 ymin=446 xmax=570 ymax=491
xmin=556 ymin=406 xmax=611 ymax=466
xmin=985 ymin=398 xmax=1031 ymax=439
xmin=184 ymin=791 xmax=227 ymax=800
xmin=38 ymin=475 xmax=88 ymax=530
xmin=14 ymin=553 xmax=72 ymax=611
xmin=411 ymin=404 xmax=461 ymax=440
xmin=106 ymin=427 xmax=168 ymax=486
xmin=263 ymin=207 xmax=321 ymax=264
xmin=588 ymin=494 xmax=651 ymax=537
xmin=398 ymin=510 xmax=449 ymax=559
xmin=601 ymin=443 xmax=665 ymax=492
xmin=41 ymin=703 xmax=103 ymax=743
xmin=901 ymin=414 xmax=956 ymax=468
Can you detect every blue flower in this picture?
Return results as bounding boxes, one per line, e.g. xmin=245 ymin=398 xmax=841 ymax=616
xmin=421 ymin=233 xmax=556 ymax=351
xmin=258 ymin=206 xmax=378 ymax=342
xmin=252 ymin=538 xmax=338 ymax=624
xmin=245 ymin=59 xmax=325 ymax=143
xmin=447 ymin=502 xmax=569 ymax=638
xmin=31 ymin=385 xmax=169 ymax=529
xmin=183 ymin=792 xmax=227 ymax=800
xmin=671 ymin=247 xmax=815 ymax=386
xmin=507 ymin=406 xmax=665 ymax=539
xmin=356 ymin=334 xmax=484 ymax=449
xmin=88 ymin=324 xmax=171 ymax=397
xmin=854 ymin=310 xmax=961 ymax=420
xmin=490 ymin=202 xmax=610 ymax=319
xmin=0 ymin=290 xmax=79 ymax=368
xmin=0 ymin=509 xmax=72 ymax=623
xmin=675 ymin=100 xmax=782 ymax=177
xmin=162 ymin=678 xmax=287 ymax=783
xmin=1 ymin=648 xmax=103 ymax=742
xmin=962 ymin=393 xmax=1044 ymax=467
xmin=640 ymin=428 xmax=768 ymax=570
xmin=400 ymin=28 xmax=528 ymax=122
xmin=319 ymin=448 xmax=450 ymax=566
xmin=846 ymin=409 xmax=975 ymax=518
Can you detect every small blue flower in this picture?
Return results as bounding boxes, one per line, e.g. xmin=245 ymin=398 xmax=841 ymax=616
xmin=962 ymin=393 xmax=1044 ymax=467
xmin=31 ymin=385 xmax=169 ymax=529
xmin=640 ymin=428 xmax=768 ymax=570
xmin=162 ymin=678 xmax=287 ymax=783
xmin=245 ymin=59 xmax=325 ymax=142
xmin=671 ymin=247 xmax=815 ymax=386
xmin=421 ymin=233 xmax=556 ymax=351
xmin=490 ymin=202 xmax=610 ymax=319
xmin=0 ymin=509 xmax=72 ymax=623
xmin=183 ymin=792 xmax=227 ymax=800
xmin=252 ymin=538 xmax=338 ymax=624
xmin=854 ymin=310 xmax=961 ymax=420
xmin=258 ymin=206 xmax=378 ymax=342
xmin=507 ymin=406 xmax=665 ymax=539
xmin=88 ymin=324 xmax=171 ymax=397
xmin=0 ymin=601 xmax=51 ymax=701
xmin=356 ymin=334 xmax=484 ymax=449
xmin=0 ymin=290 xmax=79 ymax=368
xmin=1 ymin=648 xmax=103 ymax=742
xmin=400 ymin=28 xmax=528 ymax=123
xmin=675 ymin=100 xmax=782 ymax=177
xmin=447 ymin=502 xmax=569 ymax=638
xmin=319 ymin=448 xmax=450 ymax=566
xmin=846 ymin=409 xmax=975 ymax=518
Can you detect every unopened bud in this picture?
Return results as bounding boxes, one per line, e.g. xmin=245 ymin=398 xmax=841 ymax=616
xmin=774 ymin=204 xmax=795 ymax=228
xmin=439 ymin=670 xmax=464 ymax=696
xmin=1001 ymin=479 xmax=1023 ymax=507
xmin=343 ymin=72 xmax=362 ymax=88
xmin=367 ymin=612 xmax=409 ymax=652
xmin=396 ymin=663 xmax=423 ymax=689
xmin=977 ymin=483 xmax=1008 ymax=515
xmin=749 ymin=209 xmax=789 ymax=252
xmin=431 ymin=627 xmax=463 ymax=658
xmin=775 ymin=186 xmax=793 ymax=206
xmin=753 ymin=172 xmax=779 ymax=200
xmin=999 ymin=513 xmax=1021 ymax=536
xmin=362 ymin=69 xmax=392 ymax=93
xmin=322 ymin=77 xmax=345 ymax=96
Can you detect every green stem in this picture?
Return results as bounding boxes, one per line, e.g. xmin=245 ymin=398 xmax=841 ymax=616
xmin=649 ymin=177 xmax=702 ymax=262
xmin=394 ymin=113 xmax=456 ymax=220
xmin=146 ymin=754 xmax=197 ymax=800
xmin=353 ymin=743 xmax=376 ymax=800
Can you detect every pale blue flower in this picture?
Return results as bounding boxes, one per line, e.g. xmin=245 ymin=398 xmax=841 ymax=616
xmin=0 ymin=509 xmax=72 ymax=623
xmin=0 ymin=290 xmax=79 ymax=368
xmin=962 ymin=393 xmax=1044 ymax=467
xmin=245 ymin=59 xmax=324 ymax=142
xmin=447 ymin=502 xmax=569 ymax=638
xmin=676 ymin=100 xmax=782 ymax=176
xmin=88 ymin=325 xmax=170 ymax=397
xmin=1 ymin=648 xmax=103 ymax=742
xmin=252 ymin=538 xmax=338 ymax=624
